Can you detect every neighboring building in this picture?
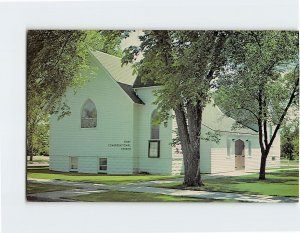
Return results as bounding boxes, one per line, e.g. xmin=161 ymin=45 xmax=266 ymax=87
xmin=49 ymin=51 xmax=281 ymax=175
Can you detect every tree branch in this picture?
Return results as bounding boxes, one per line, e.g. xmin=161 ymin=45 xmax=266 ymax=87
xmin=263 ymin=92 xmax=268 ymax=148
xmin=258 ymin=87 xmax=266 ymax=153
xmin=237 ymin=106 xmax=259 ymax=120
xmin=267 ymin=68 xmax=299 ymax=151
xmin=53 ymin=31 xmax=74 ymax=68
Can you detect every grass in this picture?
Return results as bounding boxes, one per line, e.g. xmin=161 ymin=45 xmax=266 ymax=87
xmin=280 ymin=159 xmax=299 ymax=165
xmin=68 ymin=190 xmax=237 ymax=202
xmin=154 ymin=170 xmax=299 ymax=197
xmin=27 ymin=182 xmax=76 ymax=194
xmin=266 ymin=166 xmax=298 ymax=171
xmin=27 ymin=167 xmax=182 ymax=185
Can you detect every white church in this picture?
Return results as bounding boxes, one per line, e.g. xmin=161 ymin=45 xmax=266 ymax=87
xmin=49 ymin=51 xmax=280 ymax=175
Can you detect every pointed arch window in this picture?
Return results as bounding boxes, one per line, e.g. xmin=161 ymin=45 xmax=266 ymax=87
xmin=81 ymin=99 xmax=97 ymax=128
xmin=148 ymin=109 xmax=160 ymax=158
xmin=150 ymin=109 xmax=160 ymax=139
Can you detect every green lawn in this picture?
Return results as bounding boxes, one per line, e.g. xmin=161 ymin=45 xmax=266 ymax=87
xmin=27 ymin=182 xmax=76 ymax=194
xmin=280 ymin=159 xmax=299 ymax=166
xmin=27 ymin=168 xmax=182 ymax=185
xmin=68 ymin=190 xmax=236 ymax=202
xmin=266 ymin=166 xmax=298 ymax=171
xmin=154 ymin=170 xmax=299 ymax=197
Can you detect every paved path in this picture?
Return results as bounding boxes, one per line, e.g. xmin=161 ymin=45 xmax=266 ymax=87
xmin=27 ymin=168 xmax=298 ymax=203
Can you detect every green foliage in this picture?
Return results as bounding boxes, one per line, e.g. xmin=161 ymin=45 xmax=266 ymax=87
xmin=281 ymin=119 xmax=299 ymax=160
xmin=215 ymin=31 xmax=298 ymax=127
xmin=214 ymin=31 xmax=299 ymax=179
xmin=201 ymin=131 xmax=221 ymax=143
xmin=30 ymin=116 xmax=49 ymax=156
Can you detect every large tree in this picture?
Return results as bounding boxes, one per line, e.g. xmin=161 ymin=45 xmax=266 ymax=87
xmin=26 ymin=30 xmax=122 ymax=161
xmin=122 ymin=30 xmax=230 ymax=186
xmin=214 ymin=31 xmax=299 ymax=179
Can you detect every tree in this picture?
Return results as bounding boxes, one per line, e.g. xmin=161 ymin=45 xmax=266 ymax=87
xmin=26 ymin=30 xmax=123 ymax=161
xmin=214 ymin=31 xmax=299 ymax=179
xmin=122 ymin=30 xmax=230 ymax=186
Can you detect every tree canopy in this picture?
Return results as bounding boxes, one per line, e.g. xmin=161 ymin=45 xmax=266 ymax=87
xmin=214 ymin=31 xmax=299 ymax=179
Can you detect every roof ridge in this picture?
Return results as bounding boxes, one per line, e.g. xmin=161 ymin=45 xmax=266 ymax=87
xmin=91 ymin=50 xmax=136 ymax=86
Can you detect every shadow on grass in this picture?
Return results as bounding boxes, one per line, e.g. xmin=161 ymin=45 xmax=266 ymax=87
xmin=155 ymin=169 xmax=299 ymax=198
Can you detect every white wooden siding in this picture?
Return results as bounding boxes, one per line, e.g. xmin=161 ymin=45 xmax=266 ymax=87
xmin=134 ymin=87 xmax=173 ymax=174
xmin=245 ymin=148 xmax=260 ymax=172
xmin=268 ymin=133 xmax=281 ymax=168
xmin=49 ymin=155 xmax=70 ymax=172
xmin=132 ymin=104 xmax=141 ymax=173
xmin=78 ymin=156 xmax=98 ymax=173
xmin=245 ymin=135 xmax=281 ymax=172
xmin=211 ymin=148 xmax=235 ymax=173
xmin=50 ymin=57 xmax=135 ymax=174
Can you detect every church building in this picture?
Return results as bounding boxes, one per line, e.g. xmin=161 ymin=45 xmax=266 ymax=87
xmin=49 ymin=51 xmax=280 ymax=175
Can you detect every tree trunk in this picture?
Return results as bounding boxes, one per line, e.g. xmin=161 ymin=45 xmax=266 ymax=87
xmin=257 ymin=73 xmax=298 ymax=180
xmin=27 ymin=143 xmax=34 ymax=161
xmin=183 ymin=144 xmax=203 ymax=186
xmin=27 ymin=127 xmax=35 ymax=162
xmin=259 ymin=153 xmax=267 ymax=180
xmin=175 ymin=103 xmax=204 ymax=187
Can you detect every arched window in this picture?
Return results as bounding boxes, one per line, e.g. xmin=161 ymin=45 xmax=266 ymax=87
xmin=150 ymin=109 xmax=159 ymax=139
xmin=149 ymin=109 xmax=160 ymax=158
xmin=81 ymin=99 xmax=97 ymax=128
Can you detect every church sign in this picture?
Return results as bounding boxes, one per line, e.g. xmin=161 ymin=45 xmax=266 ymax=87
xmin=108 ymin=140 xmax=132 ymax=150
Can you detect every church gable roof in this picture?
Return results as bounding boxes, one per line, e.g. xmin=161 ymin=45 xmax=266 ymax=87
xmin=91 ymin=51 xmax=136 ymax=85
xmin=202 ymin=102 xmax=258 ymax=134
xmin=91 ymin=51 xmax=144 ymax=104
xmin=117 ymin=82 xmax=144 ymax=105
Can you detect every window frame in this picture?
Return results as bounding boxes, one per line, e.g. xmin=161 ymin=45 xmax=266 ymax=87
xmin=69 ymin=156 xmax=78 ymax=171
xmin=148 ymin=139 xmax=160 ymax=158
xmin=99 ymin=158 xmax=108 ymax=173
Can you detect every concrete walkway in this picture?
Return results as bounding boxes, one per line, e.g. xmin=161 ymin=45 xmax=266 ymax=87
xmin=27 ymin=168 xmax=299 ymax=203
